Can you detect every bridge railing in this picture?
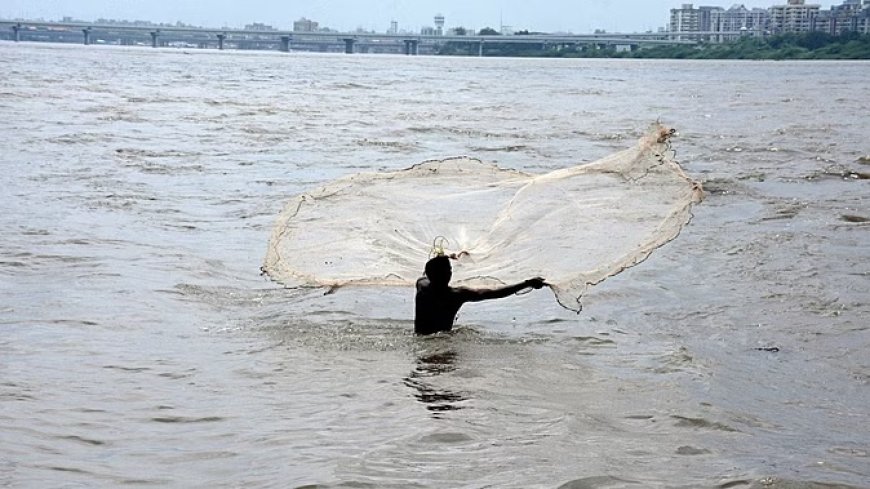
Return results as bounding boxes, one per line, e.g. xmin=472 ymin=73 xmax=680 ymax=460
xmin=1 ymin=20 xmax=717 ymax=52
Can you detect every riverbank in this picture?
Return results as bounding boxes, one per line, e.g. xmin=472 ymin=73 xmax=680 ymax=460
xmin=439 ymin=32 xmax=870 ymax=60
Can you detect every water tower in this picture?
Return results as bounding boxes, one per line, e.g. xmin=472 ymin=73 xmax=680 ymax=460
xmin=434 ymin=14 xmax=445 ymax=35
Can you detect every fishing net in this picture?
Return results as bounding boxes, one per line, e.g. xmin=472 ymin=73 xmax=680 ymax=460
xmin=263 ymin=124 xmax=703 ymax=312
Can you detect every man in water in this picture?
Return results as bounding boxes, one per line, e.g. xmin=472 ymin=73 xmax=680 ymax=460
xmin=415 ymin=255 xmax=547 ymax=335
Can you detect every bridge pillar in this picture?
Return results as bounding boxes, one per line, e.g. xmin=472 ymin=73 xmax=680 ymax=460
xmin=280 ymin=35 xmax=292 ymax=52
xmin=82 ymin=28 xmax=91 ymax=45
xmin=216 ymin=33 xmax=226 ymax=50
xmin=403 ymin=39 xmax=419 ymax=55
xmin=12 ymin=24 xmax=21 ymax=42
xmin=342 ymin=38 xmax=355 ymax=54
xmin=150 ymin=31 xmax=160 ymax=48
xmin=478 ymin=40 xmax=485 ymax=57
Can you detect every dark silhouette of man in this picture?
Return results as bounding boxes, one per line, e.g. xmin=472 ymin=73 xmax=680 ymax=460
xmin=414 ymin=255 xmax=546 ymax=335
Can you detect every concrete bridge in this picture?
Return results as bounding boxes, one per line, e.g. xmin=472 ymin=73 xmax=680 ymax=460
xmin=0 ymin=20 xmax=701 ymax=55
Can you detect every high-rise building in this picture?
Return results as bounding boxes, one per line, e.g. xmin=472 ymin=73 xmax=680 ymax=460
xmin=673 ymin=0 xmax=869 ymax=41
xmin=860 ymin=0 xmax=870 ymax=33
xmin=812 ymin=0 xmax=870 ymax=33
xmin=669 ymin=4 xmax=723 ymax=40
xmin=768 ymin=0 xmax=821 ymax=33
xmin=389 ymin=20 xmax=398 ymax=34
xmin=293 ymin=18 xmax=319 ymax=32
xmin=670 ymin=4 xmax=700 ymax=35
xmin=832 ymin=0 xmax=867 ymax=31
xmin=710 ymin=4 xmax=769 ymax=41
xmin=698 ymin=5 xmax=725 ymax=35
xmin=434 ymin=14 xmax=445 ymax=36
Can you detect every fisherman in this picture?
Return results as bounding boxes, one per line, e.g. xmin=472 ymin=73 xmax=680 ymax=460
xmin=414 ymin=254 xmax=546 ymax=335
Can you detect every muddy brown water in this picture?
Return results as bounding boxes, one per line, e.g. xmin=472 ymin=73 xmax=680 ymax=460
xmin=1 ymin=43 xmax=868 ymax=488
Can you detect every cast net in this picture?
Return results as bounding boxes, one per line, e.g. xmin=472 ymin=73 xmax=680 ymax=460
xmin=263 ymin=124 xmax=703 ymax=312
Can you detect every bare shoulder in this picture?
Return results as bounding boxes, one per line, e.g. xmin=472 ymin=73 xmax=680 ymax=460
xmin=416 ymin=277 xmax=430 ymax=291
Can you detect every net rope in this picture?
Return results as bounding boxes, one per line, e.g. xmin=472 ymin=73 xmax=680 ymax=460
xmin=263 ymin=124 xmax=703 ymax=312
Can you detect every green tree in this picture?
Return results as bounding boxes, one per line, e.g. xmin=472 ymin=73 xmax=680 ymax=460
xmin=478 ymin=27 xmax=500 ymax=35
xmin=798 ymin=31 xmax=834 ymax=50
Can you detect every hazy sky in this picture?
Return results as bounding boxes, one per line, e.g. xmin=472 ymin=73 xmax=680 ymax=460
xmin=2 ymin=0 xmax=842 ymax=33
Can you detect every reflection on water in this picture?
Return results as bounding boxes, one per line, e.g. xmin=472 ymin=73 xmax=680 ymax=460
xmin=404 ymin=348 xmax=466 ymax=417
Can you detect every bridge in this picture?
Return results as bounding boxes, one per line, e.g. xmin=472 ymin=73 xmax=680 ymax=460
xmin=0 ymin=20 xmax=700 ymax=55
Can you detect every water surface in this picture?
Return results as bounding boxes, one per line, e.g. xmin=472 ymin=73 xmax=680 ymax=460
xmin=1 ymin=43 xmax=868 ymax=488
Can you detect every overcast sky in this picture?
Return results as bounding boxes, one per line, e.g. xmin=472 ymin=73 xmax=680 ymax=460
xmin=1 ymin=0 xmax=842 ymax=33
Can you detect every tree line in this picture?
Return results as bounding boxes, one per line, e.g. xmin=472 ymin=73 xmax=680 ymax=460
xmin=437 ymin=31 xmax=870 ymax=60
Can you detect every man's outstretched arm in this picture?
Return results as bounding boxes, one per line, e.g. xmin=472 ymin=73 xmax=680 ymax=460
xmin=458 ymin=277 xmax=546 ymax=302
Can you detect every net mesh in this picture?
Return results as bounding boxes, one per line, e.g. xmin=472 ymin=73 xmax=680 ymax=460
xmin=263 ymin=124 xmax=703 ymax=312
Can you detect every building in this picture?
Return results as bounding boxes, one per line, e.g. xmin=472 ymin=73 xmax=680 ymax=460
xmin=814 ymin=0 xmax=870 ymax=34
xmin=293 ymin=18 xmax=319 ymax=32
xmin=434 ymin=14 xmax=445 ymax=36
xmin=861 ymin=0 xmax=870 ymax=33
xmin=710 ymin=4 xmax=769 ymax=41
xmin=671 ymin=0 xmax=869 ymax=41
xmin=244 ymin=23 xmax=276 ymax=31
xmin=860 ymin=6 xmax=870 ymax=34
xmin=768 ymin=0 xmax=821 ymax=33
xmin=670 ymin=4 xmax=701 ymax=36
xmin=669 ymin=4 xmax=724 ymax=40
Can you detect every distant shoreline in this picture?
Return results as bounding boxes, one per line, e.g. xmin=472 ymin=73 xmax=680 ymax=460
xmin=437 ymin=32 xmax=870 ymax=60
xmin=3 ymin=31 xmax=868 ymax=60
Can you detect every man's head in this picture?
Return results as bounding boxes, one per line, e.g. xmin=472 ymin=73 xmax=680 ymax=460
xmin=424 ymin=255 xmax=452 ymax=286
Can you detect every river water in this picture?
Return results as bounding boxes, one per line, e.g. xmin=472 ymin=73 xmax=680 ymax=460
xmin=1 ymin=42 xmax=868 ymax=488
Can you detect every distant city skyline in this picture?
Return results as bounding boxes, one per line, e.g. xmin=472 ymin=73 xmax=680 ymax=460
xmin=0 ymin=0 xmax=846 ymax=34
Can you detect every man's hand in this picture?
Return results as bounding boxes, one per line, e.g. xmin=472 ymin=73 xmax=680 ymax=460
xmin=525 ymin=277 xmax=547 ymax=289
